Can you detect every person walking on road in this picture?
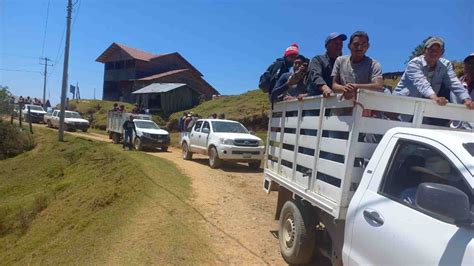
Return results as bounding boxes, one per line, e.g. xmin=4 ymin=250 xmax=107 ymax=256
xmin=122 ymin=115 xmax=136 ymax=150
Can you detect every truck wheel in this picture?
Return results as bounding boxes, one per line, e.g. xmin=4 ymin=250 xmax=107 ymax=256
xmin=112 ymin=133 xmax=120 ymax=144
xmin=134 ymin=138 xmax=142 ymax=151
xmin=248 ymin=161 xmax=261 ymax=169
xmin=182 ymin=142 xmax=193 ymax=160
xmin=47 ymin=120 xmax=52 ymax=128
xmin=82 ymin=128 xmax=88 ymax=132
xmin=278 ymin=201 xmax=315 ymax=265
xmin=161 ymin=146 xmax=168 ymax=152
xmin=208 ymin=146 xmax=222 ymax=169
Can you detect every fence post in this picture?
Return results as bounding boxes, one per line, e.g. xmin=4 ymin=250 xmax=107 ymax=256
xmin=28 ymin=106 xmax=33 ymax=134
xmin=19 ymin=103 xmax=23 ymax=128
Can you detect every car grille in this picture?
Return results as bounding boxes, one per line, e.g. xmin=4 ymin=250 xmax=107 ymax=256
xmin=234 ymin=139 xmax=259 ymax=147
xmin=232 ymin=151 xmax=260 ymax=155
xmin=150 ymin=134 xmax=168 ymax=139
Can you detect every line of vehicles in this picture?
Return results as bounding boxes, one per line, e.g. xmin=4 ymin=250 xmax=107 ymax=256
xmin=13 ymin=104 xmax=91 ymax=132
xmin=11 ymin=93 xmax=474 ymax=264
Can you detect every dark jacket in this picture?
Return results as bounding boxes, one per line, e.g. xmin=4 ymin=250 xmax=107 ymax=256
xmin=259 ymin=58 xmax=292 ymax=96
xmin=271 ymin=72 xmax=308 ymax=102
xmin=122 ymin=120 xmax=136 ymax=133
xmin=308 ymin=53 xmax=337 ymax=96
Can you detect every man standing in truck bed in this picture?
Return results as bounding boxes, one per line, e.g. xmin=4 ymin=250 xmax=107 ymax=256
xmin=331 ymin=31 xmax=383 ymax=100
xmin=122 ymin=115 xmax=136 ymax=150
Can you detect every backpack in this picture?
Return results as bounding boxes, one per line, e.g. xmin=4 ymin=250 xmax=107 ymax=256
xmin=259 ymin=58 xmax=289 ymax=93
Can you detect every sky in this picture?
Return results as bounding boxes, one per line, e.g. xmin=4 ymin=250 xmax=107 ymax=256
xmin=1 ymin=0 xmax=473 ymax=105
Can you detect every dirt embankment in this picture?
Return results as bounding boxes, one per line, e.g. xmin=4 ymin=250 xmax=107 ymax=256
xmin=68 ymin=130 xmax=284 ymax=265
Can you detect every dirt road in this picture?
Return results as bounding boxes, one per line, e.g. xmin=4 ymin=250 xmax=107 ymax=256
xmin=68 ymin=130 xmax=284 ymax=265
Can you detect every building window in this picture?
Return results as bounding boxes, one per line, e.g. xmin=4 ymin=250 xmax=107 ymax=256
xmin=125 ymin=60 xmax=135 ymax=68
xmin=115 ymin=61 xmax=124 ymax=69
xmin=105 ymin=62 xmax=115 ymax=70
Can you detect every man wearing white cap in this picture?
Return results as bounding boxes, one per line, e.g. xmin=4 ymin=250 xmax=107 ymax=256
xmin=394 ymin=37 xmax=473 ymax=109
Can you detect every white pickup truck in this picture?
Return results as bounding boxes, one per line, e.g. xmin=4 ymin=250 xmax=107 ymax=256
xmin=44 ymin=109 xmax=90 ymax=132
xmin=21 ymin=104 xmax=47 ymax=123
xmin=180 ymin=119 xmax=265 ymax=169
xmin=263 ymin=90 xmax=474 ymax=265
xmin=107 ymin=111 xmax=170 ymax=151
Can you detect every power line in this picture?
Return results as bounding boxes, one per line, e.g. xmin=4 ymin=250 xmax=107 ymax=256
xmin=0 ymin=68 xmax=42 ymax=74
xmin=47 ymin=0 xmax=81 ymax=82
xmin=41 ymin=0 xmax=51 ymax=57
xmin=0 ymin=53 xmax=40 ymax=59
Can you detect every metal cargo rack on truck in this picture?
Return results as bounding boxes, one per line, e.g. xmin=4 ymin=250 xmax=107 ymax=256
xmin=263 ymin=90 xmax=473 ymax=220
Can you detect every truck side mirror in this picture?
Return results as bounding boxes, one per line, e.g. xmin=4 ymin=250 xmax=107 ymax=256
xmin=202 ymin=128 xmax=210 ymax=134
xmin=416 ymin=183 xmax=471 ymax=225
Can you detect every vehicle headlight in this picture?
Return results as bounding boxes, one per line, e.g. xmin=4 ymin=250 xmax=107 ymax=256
xmin=142 ymin=133 xmax=151 ymax=138
xmin=223 ymin=139 xmax=234 ymax=145
xmin=258 ymin=139 xmax=264 ymax=146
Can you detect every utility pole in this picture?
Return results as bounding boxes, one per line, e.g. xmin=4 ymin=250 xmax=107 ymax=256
xmin=40 ymin=57 xmax=53 ymax=108
xmin=58 ymin=0 xmax=72 ymax=141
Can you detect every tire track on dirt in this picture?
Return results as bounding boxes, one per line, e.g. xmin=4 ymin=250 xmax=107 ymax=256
xmin=58 ymin=130 xmax=284 ymax=265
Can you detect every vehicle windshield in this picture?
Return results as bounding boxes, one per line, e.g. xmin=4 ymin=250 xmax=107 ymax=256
xmin=27 ymin=105 xmax=44 ymax=112
xmin=134 ymin=121 xmax=160 ymax=129
xmin=463 ymin=143 xmax=474 ymax=156
xmin=211 ymin=121 xmax=248 ymax=133
xmin=65 ymin=112 xmax=82 ymax=118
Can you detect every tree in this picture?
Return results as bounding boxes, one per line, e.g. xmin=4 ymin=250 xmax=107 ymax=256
xmin=0 ymin=85 xmax=13 ymax=115
xmin=407 ymin=36 xmax=432 ymax=63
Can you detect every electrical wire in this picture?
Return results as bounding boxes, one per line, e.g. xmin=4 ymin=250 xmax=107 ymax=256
xmin=0 ymin=68 xmax=42 ymax=74
xmin=41 ymin=0 xmax=50 ymax=57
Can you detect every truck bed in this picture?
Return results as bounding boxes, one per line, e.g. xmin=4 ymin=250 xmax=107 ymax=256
xmin=106 ymin=112 xmax=152 ymax=133
xmin=263 ymin=90 xmax=473 ymax=219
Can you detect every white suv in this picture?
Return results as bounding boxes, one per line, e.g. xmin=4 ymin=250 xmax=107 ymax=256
xmin=180 ymin=119 xmax=265 ymax=169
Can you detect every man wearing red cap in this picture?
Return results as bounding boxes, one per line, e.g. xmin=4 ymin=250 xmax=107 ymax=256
xmin=259 ymin=43 xmax=300 ymax=99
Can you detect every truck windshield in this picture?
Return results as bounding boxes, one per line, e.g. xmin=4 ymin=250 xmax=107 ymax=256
xmin=27 ymin=105 xmax=44 ymax=112
xmin=463 ymin=143 xmax=474 ymax=156
xmin=134 ymin=121 xmax=160 ymax=129
xmin=211 ymin=121 xmax=248 ymax=133
xmin=65 ymin=112 xmax=82 ymax=118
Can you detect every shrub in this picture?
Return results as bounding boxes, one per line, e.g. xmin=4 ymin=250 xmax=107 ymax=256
xmin=0 ymin=120 xmax=35 ymax=160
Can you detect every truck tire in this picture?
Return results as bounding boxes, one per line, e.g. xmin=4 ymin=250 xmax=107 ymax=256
xmin=47 ymin=120 xmax=52 ymax=128
xmin=82 ymin=128 xmax=88 ymax=132
xmin=182 ymin=142 xmax=193 ymax=160
xmin=161 ymin=146 xmax=168 ymax=152
xmin=112 ymin=133 xmax=120 ymax=144
xmin=248 ymin=161 xmax=261 ymax=169
xmin=208 ymin=146 xmax=222 ymax=169
xmin=278 ymin=200 xmax=315 ymax=265
xmin=134 ymin=137 xmax=142 ymax=151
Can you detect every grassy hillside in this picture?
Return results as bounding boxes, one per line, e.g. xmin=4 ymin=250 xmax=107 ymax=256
xmin=0 ymin=128 xmax=213 ymax=264
xmin=168 ymin=89 xmax=269 ymax=131
xmin=0 ymin=119 xmax=34 ymax=160
xmin=67 ymin=100 xmax=134 ymax=130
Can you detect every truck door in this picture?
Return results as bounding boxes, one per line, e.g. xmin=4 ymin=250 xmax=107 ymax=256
xmin=196 ymin=121 xmax=211 ymax=148
xmin=52 ymin=110 xmax=59 ymax=127
xmin=189 ymin=121 xmax=203 ymax=152
xmin=347 ymin=136 xmax=474 ymax=265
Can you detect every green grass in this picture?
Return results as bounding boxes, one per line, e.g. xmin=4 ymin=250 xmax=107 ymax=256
xmin=168 ymin=89 xmax=269 ymax=131
xmin=0 ymin=128 xmax=213 ymax=264
xmin=68 ymin=100 xmax=166 ymax=130
xmin=67 ymin=100 xmax=134 ymax=131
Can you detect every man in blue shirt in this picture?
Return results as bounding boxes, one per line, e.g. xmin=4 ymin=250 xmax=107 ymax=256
xmin=308 ymin=32 xmax=347 ymax=97
xmin=394 ymin=37 xmax=473 ymax=109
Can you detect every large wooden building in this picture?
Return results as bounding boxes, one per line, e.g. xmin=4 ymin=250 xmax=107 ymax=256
xmin=96 ymin=43 xmax=219 ymax=114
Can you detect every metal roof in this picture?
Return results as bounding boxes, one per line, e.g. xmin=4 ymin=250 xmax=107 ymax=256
xmin=131 ymin=83 xmax=187 ymax=94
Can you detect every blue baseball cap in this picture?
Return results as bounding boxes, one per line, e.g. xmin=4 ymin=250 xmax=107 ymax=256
xmin=325 ymin=32 xmax=347 ymax=46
